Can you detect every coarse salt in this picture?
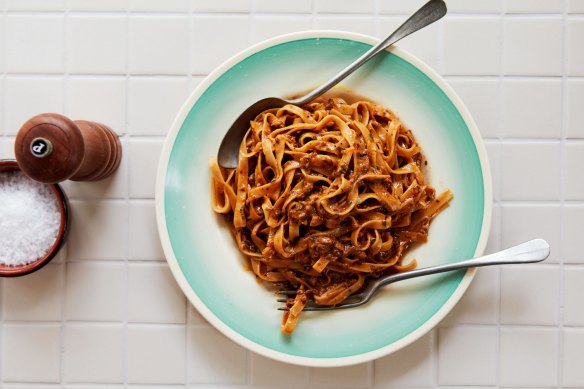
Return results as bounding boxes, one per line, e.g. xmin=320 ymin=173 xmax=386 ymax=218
xmin=0 ymin=171 xmax=61 ymax=266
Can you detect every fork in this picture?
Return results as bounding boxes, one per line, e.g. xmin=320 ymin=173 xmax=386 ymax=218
xmin=277 ymin=239 xmax=550 ymax=311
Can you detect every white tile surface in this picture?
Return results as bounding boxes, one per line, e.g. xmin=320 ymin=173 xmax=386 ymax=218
xmin=5 ymin=15 xmax=65 ymax=73
xmin=127 ymin=325 xmax=186 ymax=384
xmin=499 ymin=327 xmax=559 ymax=387
xmin=1 ymin=324 xmax=61 ymax=383
xmin=568 ymin=0 xmax=584 ymax=13
xmin=5 ymin=0 xmax=64 ymax=10
xmin=562 ymin=205 xmax=584 ymax=263
xmin=501 ymin=204 xmax=561 ymax=263
xmin=438 ymin=326 xmax=497 ymax=386
xmin=255 ymin=0 xmax=312 ymax=13
xmin=251 ymin=15 xmax=313 ymax=43
xmin=500 ymin=265 xmax=560 ymax=325
xmin=443 ymin=17 xmax=501 ymax=75
xmin=448 ymin=79 xmax=500 ymax=138
xmin=188 ymin=327 xmax=247 ymax=384
xmin=565 ymin=80 xmax=584 ymax=138
xmin=129 ymin=0 xmax=188 ymax=12
xmin=191 ymin=0 xmax=251 ymax=13
xmin=128 ymin=77 xmax=189 ymax=135
xmin=67 ymin=200 xmax=128 ymax=260
xmin=563 ymin=142 xmax=584 ymax=200
xmin=485 ymin=142 xmax=501 ymax=202
xmin=567 ymin=19 xmax=584 ymax=76
xmin=506 ymin=0 xmax=563 ymax=13
xmin=3 ymin=76 xmax=65 ymax=135
xmin=128 ymin=16 xmax=189 ymax=75
xmin=250 ymin=353 xmax=308 ymax=385
xmin=440 ymin=0 xmax=503 ymax=13
xmin=315 ymin=0 xmax=374 ymax=14
xmin=2 ymin=264 xmax=62 ymax=321
xmin=374 ymin=332 xmax=433 ymax=387
xmin=64 ymin=324 xmax=124 ymax=383
xmin=314 ymin=16 xmax=376 ymax=36
xmin=191 ymin=15 xmax=251 ymax=75
xmin=68 ymin=0 xmax=127 ymax=11
xmin=563 ymin=329 xmax=584 ymax=388
xmin=501 ymin=78 xmax=562 ymax=138
xmin=563 ymin=267 xmax=584 ymax=325
xmin=66 ymin=77 xmax=126 ymax=133
xmin=65 ymin=262 xmax=126 ymax=321
xmin=68 ymin=15 xmax=127 ymax=75
xmin=312 ymin=362 xmax=371 ymax=387
xmin=501 ymin=142 xmax=561 ymax=200
xmin=127 ymin=263 xmax=186 ymax=323
xmin=503 ymin=17 xmax=563 ymax=75
xmin=128 ymin=139 xmax=164 ymax=198
xmin=128 ymin=201 xmax=165 ymax=260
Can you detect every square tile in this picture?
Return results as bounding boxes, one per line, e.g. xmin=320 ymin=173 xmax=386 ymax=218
xmin=436 ymin=0 xmax=503 ymax=13
xmin=443 ymin=17 xmax=501 ymax=75
xmin=129 ymin=201 xmax=165 ymax=260
xmin=563 ymin=329 xmax=584 ymax=387
xmin=129 ymin=0 xmax=188 ymax=11
xmin=379 ymin=0 xmax=429 ymax=14
xmin=67 ymin=77 xmax=126 ymax=134
xmin=312 ymin=362 xmax=371 ymax=387
xmin=5 ymin=15 xmax=65 ymax=73
xmin=567 ymin=19 xmax=584 ymax=76
xmin=564 ymin=267 xmax=584 ymax=325
xmin=127 ymin=263 xmax=186 ymax=323
xmin=566 ymin=80 xmax=584 ymax=138
xmin=188 ymin=327 xmax=246 ymax=384
xmin=3 ymin=76 xmax=64 ymax=135
xmin=374 ymin=331 xmax=433 ymax=387
xmin=2 ymin=264 xmax=62 ymax=321
xmin=129 ymin=16 xmax=188 ymax=75
xmin=250 ymin=353 xmax=308 ymax=385
xmin=441 ymin=266 xmax=498 ymax=325
xmin=68 ymin=0 xmax=127 ymax=11
xmin=127 ymin=325 xmax=186 ymax=384
xmin=501 ymin=142 xmax=561 ymax=200
xmin=564 ymin=142 xmax=584 ymax=200
xmin=1 ymin=324 xmax=61 ymax=383
xmin=255 ymin=0 xmax=312 ymax=13
xmin=568 ymin=0 xmax=584 ymax=13
xmin=501 ymin=204 xmax=561 ymax=263
xmin=502 ymin=79 xmax=562 ymax=138
xmin=128 ymin=139 xmax=163 ymax=198
xmin=68 ymin=15 xmax=126 ymax=74
xmin=438 ymin=326 xmax=497 ymax=386
xmin=5 ymin=0 xmax=64 ymax=10
xmin=65 ymin=262 xmax=126 ymax=321
xmin=128 ymin=77 xmax=189 ymax=135
xmin=191 ymin=15 xmax=250 ymax=75
xmin=67 ymin=200 xmax=128 ymax=260
xmin=499 ymin=327 xmax=559 ymax=387
xmin=251 ymin=15 xmax=313 ymax=43
xmin=506 ymin=0 xmax=563 ymax=13
xmin=64 ymin=324 xmax=124 ymax=383
xmin=500 ymin=265 xmax=560 ymax=325
xmin=62 ymin=138 xmax=128 ymax=200
xmin=315 ymin=16 xmax=375 ymax=36
xmin=315 ymin=0 xmax=374 ymax=13
xmin=448 ymin=79 xmax=500 ymax=138
xmin=562 ymin=205 xmax=584 ymax=263
xmin=191 ymin=0 xmax=251 ymax=12
xmin=379 ymin=16 xmax=441 ymax=70
xmin=503 ymin=17 xmax=563 ymax=75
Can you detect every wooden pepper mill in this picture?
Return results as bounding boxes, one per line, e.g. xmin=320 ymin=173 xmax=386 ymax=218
xmin=15 ymin=113 xmax=122 ymax=184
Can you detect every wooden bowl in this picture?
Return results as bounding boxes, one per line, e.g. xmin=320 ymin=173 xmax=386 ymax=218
xmin=0 ymin=160 xmax=70 ymax=277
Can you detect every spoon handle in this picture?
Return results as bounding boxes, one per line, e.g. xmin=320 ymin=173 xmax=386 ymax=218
xmin=289 ymin=0 xmax=447 ymax=106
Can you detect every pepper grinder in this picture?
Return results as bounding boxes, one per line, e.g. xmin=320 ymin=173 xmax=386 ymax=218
xmin=15 ymin=113 xmax=122 ymax=184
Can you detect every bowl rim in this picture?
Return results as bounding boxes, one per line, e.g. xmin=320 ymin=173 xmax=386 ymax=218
xmin=156 ymin=30 xmax=493 ymax=367
xmin=0 ymin=159 xmax=69 ymax=277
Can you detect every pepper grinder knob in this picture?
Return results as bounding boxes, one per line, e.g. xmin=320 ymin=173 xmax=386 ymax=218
xmin=15 ymin=113 xmax=122 ymax=184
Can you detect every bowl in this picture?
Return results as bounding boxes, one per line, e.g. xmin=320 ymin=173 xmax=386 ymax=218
xmin=156 ymin=31 xmax=492 ymax=367
xmin=0 ymin=159 xmax=69 ymax=277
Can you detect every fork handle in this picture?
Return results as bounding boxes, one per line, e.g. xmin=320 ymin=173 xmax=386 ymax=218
xmin=379 ymin=239 xmax=550 ymax=288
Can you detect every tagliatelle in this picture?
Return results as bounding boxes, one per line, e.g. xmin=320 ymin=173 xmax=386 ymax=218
xmin=211 ymin=97 xmax=452 ymax=335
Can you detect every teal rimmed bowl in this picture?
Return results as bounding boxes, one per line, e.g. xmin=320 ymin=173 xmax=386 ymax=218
xmin=156 ymin=31 xmax=492 ymax=367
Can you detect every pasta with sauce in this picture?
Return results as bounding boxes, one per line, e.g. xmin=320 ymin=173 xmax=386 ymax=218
xmin=211 ymin=97 xmax=452 ymax=334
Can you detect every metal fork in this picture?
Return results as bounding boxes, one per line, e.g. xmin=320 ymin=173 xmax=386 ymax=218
xmin=278 ymin=239 xmax=550 ymax=311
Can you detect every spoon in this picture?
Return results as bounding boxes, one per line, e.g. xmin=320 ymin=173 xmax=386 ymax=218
xmin=217 ymin=0 xmax=447 ymax=168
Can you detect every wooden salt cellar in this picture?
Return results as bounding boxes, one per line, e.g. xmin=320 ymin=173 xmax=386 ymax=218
xmin=15 ymin=113 xmax=122 ymax=184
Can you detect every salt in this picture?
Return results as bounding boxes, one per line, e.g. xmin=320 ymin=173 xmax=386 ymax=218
xmin=0 ymin=171 xmax=61 ymax=266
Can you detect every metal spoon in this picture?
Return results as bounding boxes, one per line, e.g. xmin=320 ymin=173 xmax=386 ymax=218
xmin=217 ymin=0 xmax=447 ymax=168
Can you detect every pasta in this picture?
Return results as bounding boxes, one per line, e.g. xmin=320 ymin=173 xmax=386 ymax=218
xmin=211 ymin=97 xmax=452 ymax=335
